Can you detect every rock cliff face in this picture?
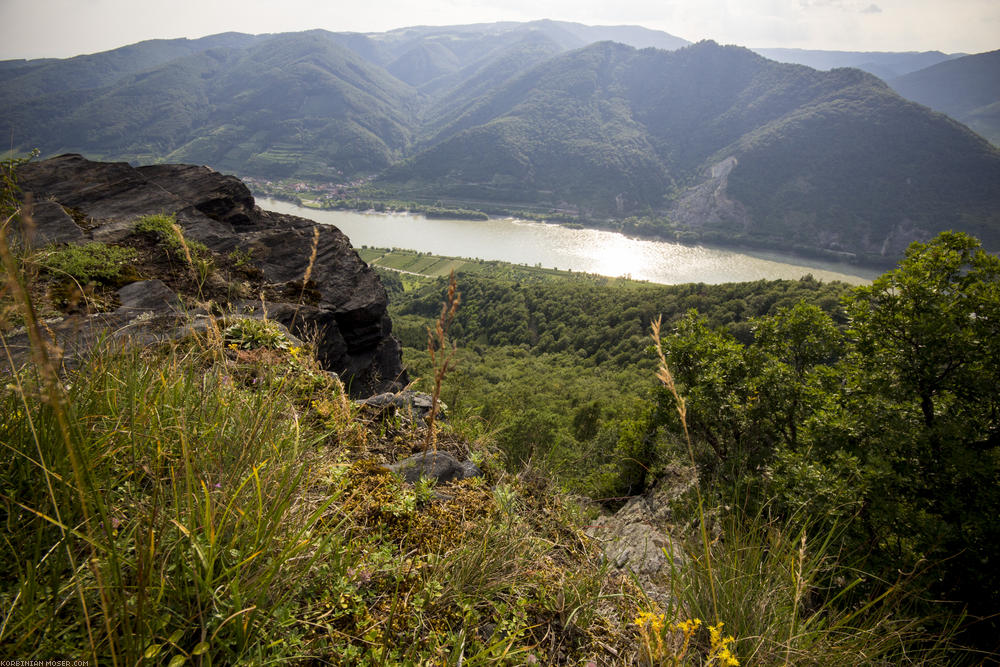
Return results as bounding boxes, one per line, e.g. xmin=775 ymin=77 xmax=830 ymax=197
xmin=14 ymin=154 xmax=406 ymax=395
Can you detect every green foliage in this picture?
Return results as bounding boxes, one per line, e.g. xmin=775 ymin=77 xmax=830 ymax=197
xmin=394 ymin=270 xmax=850 ymax=498
xmin=657 ymin=232 xmax=1000 ymax=651
xmin=841 ymin=232 xmax=1000 ymax=630
xmin=395 ymin=235 xmax=999 ymax=657
xmin=133 ymin=213 xmax=208 ymax=260
xmin=223 ymin=318 xmax=291 ymax=350
xmin=32 ymin=242 xmax=137 ymax=284
xmin=397 ymin=271 xmax=849 ymax=365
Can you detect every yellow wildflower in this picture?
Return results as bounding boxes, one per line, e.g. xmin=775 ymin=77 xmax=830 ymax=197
xmin=707 ymin=622 xmax=739 ymax=666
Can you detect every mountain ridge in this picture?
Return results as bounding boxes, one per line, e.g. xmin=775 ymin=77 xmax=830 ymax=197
xmin=889 ymin=49 xmax=1000 ymax=146
xmin=3 ymin=25 xmax=999 ymax=262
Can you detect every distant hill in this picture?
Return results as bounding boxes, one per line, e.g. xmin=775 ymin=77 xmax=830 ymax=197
xmin=0 ymin=33 xmax=263 ymax=98
xmin=2 ymin=30 xmax=420 ymax=178
xmin=889 ymin=50 xmax=1000 ymax=146
xmin=3 ymin=26 xmax=999 ymax=263
xmin=325 ymin=20 xmax=690 ymax=88
xmin=751 ymin=48 xmax=961 ymax=79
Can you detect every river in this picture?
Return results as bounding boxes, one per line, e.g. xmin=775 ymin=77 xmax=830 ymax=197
xmin=260 ymin=199 xmax=879 ymax=285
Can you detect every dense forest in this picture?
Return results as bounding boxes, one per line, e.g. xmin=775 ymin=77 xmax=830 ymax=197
xmin=393 ymin=233 xmax=1000 ymax=656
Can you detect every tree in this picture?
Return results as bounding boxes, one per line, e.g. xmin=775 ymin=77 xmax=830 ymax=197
xmin=846 ymin=231 xmax=1000 ymax=454
xmin=842 ymin=232 xmax=1000 ymax=641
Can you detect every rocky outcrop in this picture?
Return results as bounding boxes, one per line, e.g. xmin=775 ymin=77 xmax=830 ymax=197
xmin=358 ymin=390 xmax=445 ymax=423
xmin=586 ymin=464 xmax=697 ymax=608
xmin=13 ymin=154 xmax=406 ymax=395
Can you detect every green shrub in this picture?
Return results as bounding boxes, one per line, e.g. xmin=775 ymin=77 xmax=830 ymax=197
xmin=223 ymin=318 xmax=290 ymax=350
xmin=33 ymin=242 xmax=136 ymax=284
xmin=134 ymin=213 xmax=209 ymax=260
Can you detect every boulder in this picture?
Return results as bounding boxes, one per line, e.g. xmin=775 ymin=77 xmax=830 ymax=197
xmin=15 ymin=199 xmax=85 ymax=246
xmin=357 ymin=390 xmax=445 ymax=422
xmin=115 ymin=279 xmax=183 ymax=316
xmin=14 ymin=154 xmax=406 ymax=395
xmin=384 ymin=451 xmax=482 ymax=485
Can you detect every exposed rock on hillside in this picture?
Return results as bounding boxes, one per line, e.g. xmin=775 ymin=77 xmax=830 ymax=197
xmin=12 ymin=154 xmax=405 ymax=395
xmin=586 ymin=464 xmax=697 ymax=607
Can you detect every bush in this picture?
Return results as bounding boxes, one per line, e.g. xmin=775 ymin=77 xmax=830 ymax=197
xmin=223 ymin=318 xmax=291 ymax=350
xmin=33 ymin=242 xmax=137 ymax=284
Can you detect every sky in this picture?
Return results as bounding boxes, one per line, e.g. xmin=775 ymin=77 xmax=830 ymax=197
xmin=0 ymin=0 xmax=997 ymax=60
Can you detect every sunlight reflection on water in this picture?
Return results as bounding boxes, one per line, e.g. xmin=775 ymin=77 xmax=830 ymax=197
xmin=260 ymin=199 xmax=878 ymax=285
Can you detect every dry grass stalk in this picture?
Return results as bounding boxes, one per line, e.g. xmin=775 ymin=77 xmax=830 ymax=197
xmin=424 ymin=271 xmax=460 ymax=453
xmin=651 ymin=314 xmax=719 ymax=623
xmin=170 ymin=222 xmax=194 ymax=267
xmin=170 ymin=221 xmax=212 ymax=302
xmin=0 ymin=207 xmax=106 ymax=661
xmin=291 ymin=226 xmax=320 ymax=331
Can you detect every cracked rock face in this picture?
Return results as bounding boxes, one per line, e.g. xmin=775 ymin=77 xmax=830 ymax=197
xmin=585 ymin=464 xmax=697 ymax=608
xmin=14 ymin=154 xmax=406 ymax=396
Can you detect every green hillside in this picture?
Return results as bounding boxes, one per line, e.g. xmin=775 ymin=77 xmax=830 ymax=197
xmin=890 ymin=49 xmax=1000 ymax=145
xmin=386 ymin=41 xmax=1000 ymax=258
xmin=3 ymin=31 xmax=419 ymax=178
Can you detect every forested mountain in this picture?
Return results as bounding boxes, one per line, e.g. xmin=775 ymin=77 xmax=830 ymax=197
xmin=890 ymin=50 xmax=1000 ymax=146
xmin=386 ymin=40 xmax=1000 ymax=259
xmin=3 ymin=25 xmax=999 ymax=261
xmin=0 ymin=33 xmax=263 ymax=98
xmin=2 ymin=31 xmax=420 ymax=178
xmin=752 ymin=47 xmax=960 ymax=79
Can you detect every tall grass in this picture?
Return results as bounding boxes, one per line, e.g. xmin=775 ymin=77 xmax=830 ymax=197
xmin=0 ymin=214 xmax=648 ymax=662
xmin=0 ymin=337 xmax=341 ymax=662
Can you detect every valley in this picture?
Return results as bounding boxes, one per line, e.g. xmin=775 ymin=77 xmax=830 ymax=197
xmin=3 ymin=23 xmax=999 ymax=265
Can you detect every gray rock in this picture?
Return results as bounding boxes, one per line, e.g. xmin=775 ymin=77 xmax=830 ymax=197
xmin=116 ymin=280 xmax=183 ymax=316
xmin=16 ymin=154 xmax=407 ymax=396
xmin=15 ymin=199 xmax=85 ymax=246
xmin=385 ymin=451 xmax=482 ymax=485
xmin=459 ymin=459 xmax=483 ymax=479
xmin=585 ymin=465 xmax=697 ymax=608
xmin=357 ymin=390 xmax=445 ymax=422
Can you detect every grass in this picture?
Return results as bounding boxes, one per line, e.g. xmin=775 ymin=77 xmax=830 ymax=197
xmin=645 ymin=504 xmax=968 ymax=666
xmin=31 ymin=242 xmax=137 ymax=285
xmin=0 ymin=213 xmax=651 ymax=662
xmin=0 ymin=337 xmax=657 ymax=663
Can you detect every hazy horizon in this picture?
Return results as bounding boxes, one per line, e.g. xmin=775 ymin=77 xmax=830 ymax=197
xmin=1 ymin=0 xmax=997 ymax=61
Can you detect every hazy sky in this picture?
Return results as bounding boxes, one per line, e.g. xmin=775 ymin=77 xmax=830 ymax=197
xmin=1 ymin=0 xmax=997 ymax=60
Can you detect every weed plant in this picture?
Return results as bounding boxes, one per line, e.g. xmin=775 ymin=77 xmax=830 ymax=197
xmin=31 ymin=242 xmax=137 ymax=285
